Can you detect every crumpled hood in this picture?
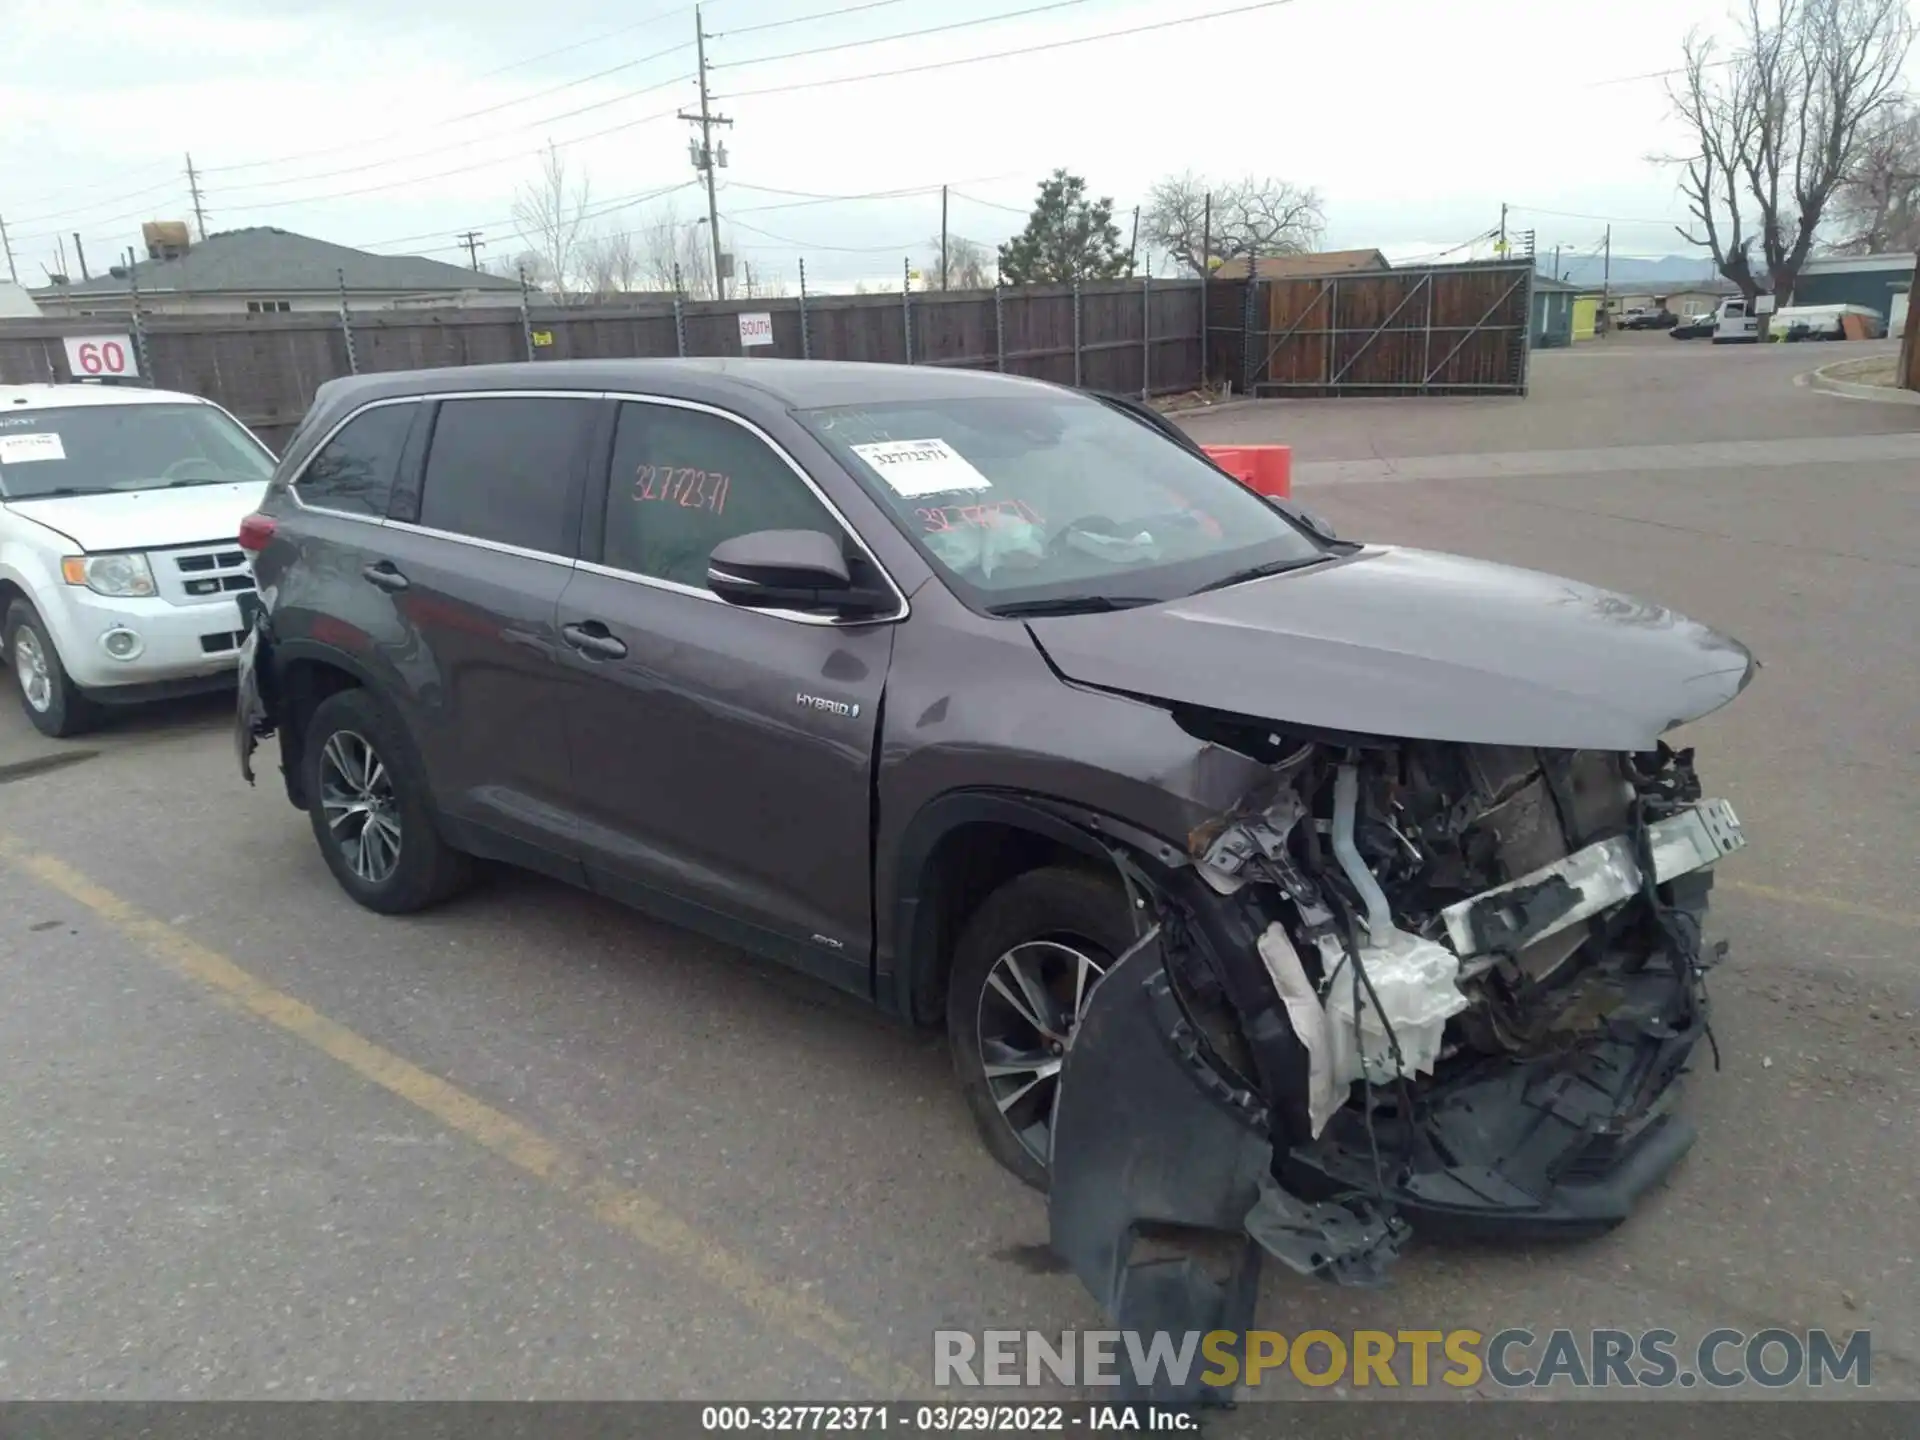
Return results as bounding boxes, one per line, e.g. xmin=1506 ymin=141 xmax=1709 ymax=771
xmin=3 ymin=481 xmax=268 ymax=553
xmin=1025 ymin=546 xmax=1757 ymax=751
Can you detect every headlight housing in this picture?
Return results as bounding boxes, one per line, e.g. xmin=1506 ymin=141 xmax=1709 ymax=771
xmin=61 ymin=553 xmax=157 ymax=598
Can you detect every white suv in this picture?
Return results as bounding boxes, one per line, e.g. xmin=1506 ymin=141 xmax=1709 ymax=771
xmin=1 ymin=383 xmax=275 ymax=736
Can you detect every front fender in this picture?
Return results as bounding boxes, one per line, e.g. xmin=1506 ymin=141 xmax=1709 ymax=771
xmin=883 ymin=787 xmax=1189 ymax=1023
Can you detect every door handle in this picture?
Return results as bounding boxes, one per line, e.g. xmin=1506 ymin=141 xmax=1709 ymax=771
xmin=361 ymin=561 xmax=410 ymax=593
xmin=561 ymin=621 xmax=628 ymax=660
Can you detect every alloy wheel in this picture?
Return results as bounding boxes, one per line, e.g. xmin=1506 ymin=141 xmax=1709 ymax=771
xmin=319 ymin=729 xmax=402 ymax=884
xmin=13 ymin=627 xmax=52 ymax=714
xmin=975 ymin=938 xmax=1110 ymax=1168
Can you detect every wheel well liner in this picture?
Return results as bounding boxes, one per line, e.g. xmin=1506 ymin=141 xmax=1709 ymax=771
xmin=889 ymin=791 xmax=1183 ymax=1027
xmin=271 ymin=641 xmax=373 ymax=809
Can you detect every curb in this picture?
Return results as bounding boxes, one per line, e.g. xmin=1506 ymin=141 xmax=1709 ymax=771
xmin=1803 ymin=362 xmax=1920 ymax=406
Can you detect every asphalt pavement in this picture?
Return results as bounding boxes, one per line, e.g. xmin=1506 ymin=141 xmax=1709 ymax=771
xmin=1 ymin=334 xmax=1914 ymax=1408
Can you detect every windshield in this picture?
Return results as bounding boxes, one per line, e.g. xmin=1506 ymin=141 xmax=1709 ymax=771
xmin=798 ymin=392 xmax=1326 ymax=611
xmin=0 ymin=402 xmax=273 ymax=501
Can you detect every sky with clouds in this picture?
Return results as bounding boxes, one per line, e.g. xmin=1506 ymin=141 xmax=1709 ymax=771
xmin=0 ymin=0 xmax=1883 ymax=290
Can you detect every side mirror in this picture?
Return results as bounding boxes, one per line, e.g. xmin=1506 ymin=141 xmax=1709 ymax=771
xmin=1295 ymin=508 xmax=1338 ymax=542
xmin=708 ymin=529 xmax=895 ymax=616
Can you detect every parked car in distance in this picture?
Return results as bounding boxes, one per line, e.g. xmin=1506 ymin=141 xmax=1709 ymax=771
xmin=1 ymin=383 xmax=277 ymax=735
xmin=1619 ymin=306 xmax=1677 ymax=331
xmin=1669 ymin=311 xmax=1716 ymax=339
xmin=233 ymin=359 xmax=1755 ymax=1376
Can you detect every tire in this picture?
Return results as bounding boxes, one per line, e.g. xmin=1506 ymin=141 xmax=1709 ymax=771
xmin=302 ymin=687 xmax=470 ymax=914
xmin=5 ymin=600 xmax=97 ymax=738
xmin=946 ymin=865 xmax=1137 ymax=1190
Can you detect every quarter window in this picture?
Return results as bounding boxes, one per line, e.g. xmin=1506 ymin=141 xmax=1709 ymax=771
xmin=418 ymin=396 xmax=595 ymax=555
xmin=295 ymin=403 xmax=414 ymax=517
xmin=603 ymin=402 xmax=842 ymax=589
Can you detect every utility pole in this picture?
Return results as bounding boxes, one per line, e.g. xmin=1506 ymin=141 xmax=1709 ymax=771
xmin=1553 ymin=244 xmax=1561 ymax=281
xmin=457 ymin=230 xmax=486 ymax=270
xmin=1498 ymin=201 xmax=1508 ymax=254
xmin=1601 ymin=225 xmax=1612 ymax=336
xmin=72 ymin=233 xmax=89 ymax=281
xmin=681 ymin=6 xmax=733 ymax=300
xmin=1129 ymin=205 xmax=1139 ymax=274
xmin=0 ymin=213 xmax=16 ymax=284
xmin=186 ymin=153 xmax=208 ymax=241
xmin=940 ymin=184 xmax=949 ymax=291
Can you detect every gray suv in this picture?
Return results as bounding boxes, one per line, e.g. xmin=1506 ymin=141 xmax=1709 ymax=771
xmin=235 ymin=359 xmax=1755 ymax=1393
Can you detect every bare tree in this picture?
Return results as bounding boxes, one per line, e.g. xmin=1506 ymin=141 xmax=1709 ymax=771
xmin=1142 ymin=171 xmax=1325 ymax=275
xmin=483 ymin=249 xmax=553 ymax=289
xmin=578 ymin=227 xmax=642 ymax=300
xmin=513 ymin=142 xmax=592 ymax=301
xmin=1667 ymin=0 xmax=1914 ymax=303
xmin=1831 ymin=98 xmax=1920 ymax=252
xmin=921 ymin=234 xmax=991 ymax=289
xmin=637 ymin=200 xmax=714 ymax=299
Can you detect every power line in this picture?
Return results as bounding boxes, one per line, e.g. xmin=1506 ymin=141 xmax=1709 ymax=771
xmin=10 ymin=71 xmax=695 ymax=244
xmin=714 ymin=0 xmax=1301 ymax=101
xmin=468 ymin=4 xmax=694 ymax=81
xmin=717 ymin=0 xmax=914 ymax=37
xmin=948 ymin=188 xmax=1029 ymax=216
xmin=719 ymin=171 xmax=1025 ymax=213
xmin=210 ymin=54 xmax=697 ymax=198
xmin=1585 ymin=55 xmax=1735 ymax=88
xmin=713 ymin=0 xmax=1100 ymax=68
xmin=1507 ymin=203 xmax=1685 ymax=227
xmin=721 ymin=213 xmax=922 ymax=252
xmin=201 ymin=44 xmax=696 ymax=180
xmin=220 ymin=101 xmax=689 ymax=217
xmin=1396 ymin=227 xmax=1499 ymax=266
xmin=7 ymin=173 xmax=188 ymax=233
xmin=356 ymin=179 xmax=702 ymax=256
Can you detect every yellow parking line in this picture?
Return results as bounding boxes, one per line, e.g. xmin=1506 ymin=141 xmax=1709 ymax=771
xmin=0 ymin=835 xmax=923 ymax=1395
xmin=1724 ymin=879 xmax=1920 ymax=931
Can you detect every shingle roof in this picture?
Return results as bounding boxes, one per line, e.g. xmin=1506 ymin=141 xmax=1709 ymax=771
xmin=1212 ymin=248 xmax=1390 ymax=279
xmin=47 ymin=227 xmax=523 ymax=298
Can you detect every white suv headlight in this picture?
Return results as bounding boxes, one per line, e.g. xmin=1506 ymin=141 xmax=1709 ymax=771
xmin=61 ymin=553 xmax=157 ymax=597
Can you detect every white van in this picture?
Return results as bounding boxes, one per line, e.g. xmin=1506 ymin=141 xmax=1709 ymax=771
xmin=1711 ymin=298 xmax=1760 ymax=344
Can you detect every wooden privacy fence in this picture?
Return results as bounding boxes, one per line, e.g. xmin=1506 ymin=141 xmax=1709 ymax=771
xmin=1205 ymin=260 xmax=1535 ymax=397
xmin=0 ymin=279 xmax=1205 ymax=452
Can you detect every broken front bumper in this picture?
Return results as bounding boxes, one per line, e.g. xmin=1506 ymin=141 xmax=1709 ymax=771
xmin=1048 ymin=802 xmax=1742 ymax=1403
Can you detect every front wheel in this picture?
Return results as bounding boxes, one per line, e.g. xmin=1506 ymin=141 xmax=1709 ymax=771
xmin=302 ymin=687 xmax=470 ymax=914
xmin=5 ymin=601 xmax=96 ymax=738
xmin=946 ymin=866 xmax=1137 ymax=1190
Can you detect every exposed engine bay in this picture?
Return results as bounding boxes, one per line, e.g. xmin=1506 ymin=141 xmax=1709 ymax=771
xmin=1046 ymin=729 xmax=1743 ymax=1404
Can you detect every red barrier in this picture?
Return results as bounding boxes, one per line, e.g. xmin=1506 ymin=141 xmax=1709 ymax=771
xmin=1203 ymin=444 xmax=1292 ymax=500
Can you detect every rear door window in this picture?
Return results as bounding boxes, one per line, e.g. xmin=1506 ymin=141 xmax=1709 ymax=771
xmin=601 ymin=401 xmax=842 ymax=589
xmin=295 ymin=403 xmax=415 ymax=517
xmin=418 ymin=396 xmax=596 ymax=556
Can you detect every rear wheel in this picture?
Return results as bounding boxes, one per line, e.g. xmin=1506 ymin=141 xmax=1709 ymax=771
xmin=302 ymin=687 xmax=469 ymax=914
xmin=946 ymin=866 xmax=1136 ymax=1190
xmin=5 ymin=601 xmax=97 ymax=738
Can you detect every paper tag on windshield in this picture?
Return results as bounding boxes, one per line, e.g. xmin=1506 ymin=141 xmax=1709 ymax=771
xmin=850 ymin=438 xmax=991 ymax=498
xmin=0 ymin=433 xmax=64 ymax=464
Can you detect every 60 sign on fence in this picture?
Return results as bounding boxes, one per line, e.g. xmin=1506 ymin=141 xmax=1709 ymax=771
xmin=62 ymin=334 xmax=140 ymax=379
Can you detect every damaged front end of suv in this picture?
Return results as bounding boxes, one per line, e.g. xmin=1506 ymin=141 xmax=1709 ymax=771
xmin=1042 ymin=648 xmax=1754 ymax=1404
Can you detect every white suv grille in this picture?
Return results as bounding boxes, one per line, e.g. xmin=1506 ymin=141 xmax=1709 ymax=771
xmin=154 ymin=543 xmax=257 ymax=606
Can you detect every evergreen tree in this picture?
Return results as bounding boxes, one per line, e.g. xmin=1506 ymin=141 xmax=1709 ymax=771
xmin=996 ymin=170 xmax=1131 ymax=284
